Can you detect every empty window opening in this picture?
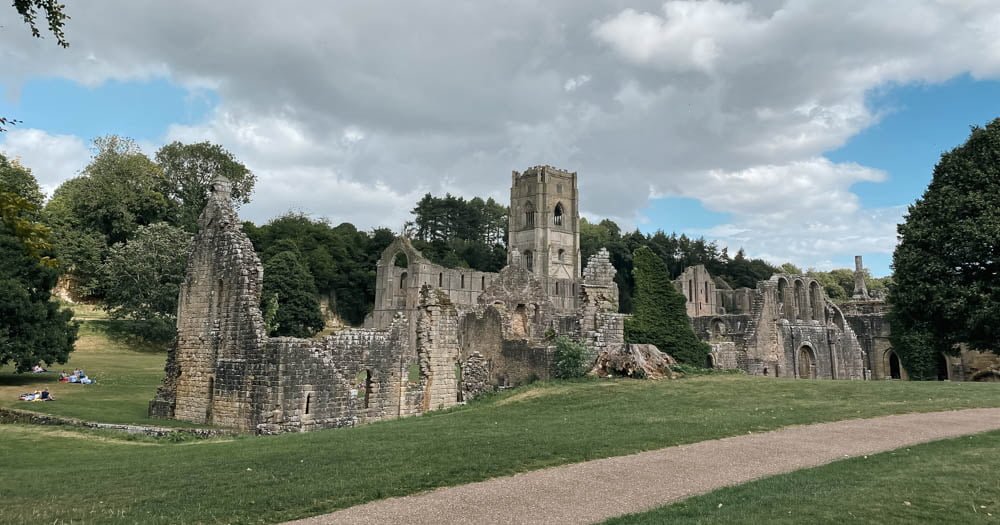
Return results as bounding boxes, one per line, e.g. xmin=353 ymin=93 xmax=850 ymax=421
xmin=525 ymin=250 xmax=534 ymax=272
xmin=704 ymin=282 xmax=709 ymax=300
xmin=481 ymin=276 xmax=486 ymax=289
xmin=364 ymin=370 xmax=373 ymax=408
xmin=399 ymin=271 xmax=407 ymax=289
xmin=206 ymin=376 xmax=214 ymax=421
xmin=688 ymin=280 xmax=693 ymax=302
xmin=439 ymin=272 xmax=443 ymax=287
xmin=555 ymin=282 xmax=560 ymax=295
xmin=305 ymin=393 xmax=311 ymax=415
xmin=558 ymin=248 xmax=565 ymax=262
xmin=553 ymin=202 xmax=564 ymax=226
xmin=216 ymin=279 xmax=225 ymax=312
xmin=393 ymin=252 xmax=408 ymax=268
xmin=461 ymin=274 xmax=465 ymax=289
xmin=455 ymin=363 xmax=464 ymax=402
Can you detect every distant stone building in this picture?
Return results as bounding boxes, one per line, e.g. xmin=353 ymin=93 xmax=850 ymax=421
xmin=841 ymin=256 xmax=1000 ymax=382
xmin=678 ymin=265 xmax=867 ymax=379
xmin=150 ymin=168 xmax=625 ymax=433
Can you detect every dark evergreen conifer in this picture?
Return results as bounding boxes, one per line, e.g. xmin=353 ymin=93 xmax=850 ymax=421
xmin=624 ymin=246 xmax=710 ymax=365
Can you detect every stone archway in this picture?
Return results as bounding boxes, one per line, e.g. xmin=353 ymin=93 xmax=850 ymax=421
xmin=888 ymin=350 xmax=903 ymax=379
xmin=936 ymin=353 xmax=950 ymax=381
xmin=798 ymin=345 xmax=817 ymax=379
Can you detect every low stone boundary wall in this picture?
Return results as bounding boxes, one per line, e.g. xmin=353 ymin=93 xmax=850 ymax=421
xmin=0 ymin=407 xmax=233 ymax=438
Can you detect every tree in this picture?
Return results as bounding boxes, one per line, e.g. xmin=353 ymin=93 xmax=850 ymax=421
xmin=624 ymin=246 xmax=710 ymax=365
xmin=890 ymin=118 xmax=1000 ymax=379
xmin=155 ymin=141 xmax=256 ymax=232
xmin=100 ymin=222 xmax=192 ymax=330
xmin=0 ymin=159 xmax=77 ymax=372
xmin=262 ymin=249 xmax=325 ymax=338
xmin=44 ymin=136 xmax=172 ymax=297
xmin=12 ymin=0 xmax=69 ymax=47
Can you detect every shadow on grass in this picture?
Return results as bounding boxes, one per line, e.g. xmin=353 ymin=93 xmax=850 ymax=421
xmin=81 ymin=319 xmax=172 ymax=354
xmin=0 ymin=372 xmax=61 ymax=387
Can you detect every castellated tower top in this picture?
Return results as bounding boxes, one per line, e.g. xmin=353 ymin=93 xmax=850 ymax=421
xmin=508 ymin=165 xmax=581 ymax=285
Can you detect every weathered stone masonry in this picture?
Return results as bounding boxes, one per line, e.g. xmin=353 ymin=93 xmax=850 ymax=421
xmin=151 ymin=169 xmax=626 ymax=433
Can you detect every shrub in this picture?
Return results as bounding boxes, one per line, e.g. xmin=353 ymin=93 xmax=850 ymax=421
xmin=553 ymin=336 xmax=588 ymax=379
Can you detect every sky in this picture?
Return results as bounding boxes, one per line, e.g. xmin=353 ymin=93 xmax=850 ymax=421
xmin=3 ymin=1 xmax=1000 ymax=277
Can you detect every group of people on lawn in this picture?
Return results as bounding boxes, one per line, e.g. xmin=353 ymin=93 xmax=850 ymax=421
xmin=59 ymin=368 xmax=94 ymax=384
xmin=16 ymin=367 xmax=96 ymax=402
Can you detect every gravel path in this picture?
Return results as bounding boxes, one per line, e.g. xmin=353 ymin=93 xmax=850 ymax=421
xmin=288 ymin=407 xmax=1000 ymax=525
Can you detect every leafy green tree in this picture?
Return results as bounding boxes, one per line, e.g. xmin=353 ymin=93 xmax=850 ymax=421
xmin=45 ymin=136 xmax=173 ymax=297
xmin=0 ymin=161 xmax=77 ymax=372
xmin=262 ymin=249 xmax=325 ymax=338
xmin=155 ymin=141 xmax=256 ymax=231
xmin=807 ymin=270 xmax=850 ymax=302
xmin=624 ymin=246 xmax=710 ymax=364
xmin=890 ymin=118 xmax=1000 ymax=378
xmin=100 ymin=222 xmax=192 ymax=328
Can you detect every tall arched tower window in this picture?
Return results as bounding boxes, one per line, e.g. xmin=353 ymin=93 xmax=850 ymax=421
xmin=525 ymin=202 xmax=535 ymax=227
xmin=524 ymin=250 xmax=534 ymax=272
xmin=553 ymin=202 xmax=564 ymax=226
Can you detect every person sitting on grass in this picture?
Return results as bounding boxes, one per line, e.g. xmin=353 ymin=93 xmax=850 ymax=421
xmin=31 ymin=364 xmax=47 ymax=373
xmin=59 ymin=370 xmax=69 ymax=382
xmin=38 ymin=389 xmax=54 ymax=401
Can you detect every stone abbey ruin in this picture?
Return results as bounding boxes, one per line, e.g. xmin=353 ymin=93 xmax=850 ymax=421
xmin=149 ymin=166 xmax=999 ymax=433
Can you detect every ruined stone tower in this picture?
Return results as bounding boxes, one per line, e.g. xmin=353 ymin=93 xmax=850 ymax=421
xmin=852 ymin=255 xmax=869 ymax=299
xmin=508 ymin=165 xmax=580 ymax=312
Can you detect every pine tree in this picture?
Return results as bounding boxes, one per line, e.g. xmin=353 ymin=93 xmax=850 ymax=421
xmin=624 ymin=246 xmax=710 ymax=364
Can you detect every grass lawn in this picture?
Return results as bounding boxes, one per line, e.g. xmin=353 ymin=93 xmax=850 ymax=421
xmin=3 ymin=373 xmax=1000 ymax=524
xmin=607 ymin=429 xmax=1000 ymax=524
xmin=0 ymin=313 xmax=198 ymax=428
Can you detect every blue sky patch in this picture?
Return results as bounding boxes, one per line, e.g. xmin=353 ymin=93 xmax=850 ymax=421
xmin=0 ymin=77 xmax=217 ymax=144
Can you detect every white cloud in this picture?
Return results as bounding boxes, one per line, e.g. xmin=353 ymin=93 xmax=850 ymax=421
xmin=0 ymin=129 xmax=90 ymax=197
xmin=2 ymin=0 xmax=1000 ymax=270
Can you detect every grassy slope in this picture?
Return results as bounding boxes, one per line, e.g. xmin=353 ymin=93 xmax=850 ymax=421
xmin=3 ymin=376 xmax=1000 ymax=524
xmin=607 ymin=429 xmax=1000 ymax=524
xmin=0 ymin=306 xmax=196 ymax=427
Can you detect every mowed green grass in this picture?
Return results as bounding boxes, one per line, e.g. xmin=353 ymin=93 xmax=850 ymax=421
xmin=3 ymin=374 xmax=1000 ymax=524
xmin=607 ymin=429 xmax=1000 ymax=524
xmin=0 ymin=314 xmax=198 ymax=428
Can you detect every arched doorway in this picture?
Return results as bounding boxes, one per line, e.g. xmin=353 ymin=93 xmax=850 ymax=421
xmin=936 ymin=353 xmax=950 ymax=381
xmin=888 ymin=351 xmax=901 ymax=380
xmin=706 ymin=354 xmax=716 ymax=369
xmin=777 ymin=278 xmax=791 ymax=318
xmin=798 ymin=346 xmax=817 ymax=379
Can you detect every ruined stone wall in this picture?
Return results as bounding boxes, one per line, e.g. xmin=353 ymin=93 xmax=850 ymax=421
xmin=150 ymin=177 xmax=271 ymax=431
xmin=417 ymin=287 xmax=462 ymax=411
xmin=685 ymin=268 xmax=867 ymax=380
xmin=369 ymin=237 xmax=499 ymax=329
xmin=675 ymin=265 xmax=719 ymax=317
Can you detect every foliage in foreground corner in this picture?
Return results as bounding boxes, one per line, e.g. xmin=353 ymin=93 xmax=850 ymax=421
xmin=552 ymin=335 xmax=588 ymax=379
xmin=625 ymin=246 xmax=710 ymax=365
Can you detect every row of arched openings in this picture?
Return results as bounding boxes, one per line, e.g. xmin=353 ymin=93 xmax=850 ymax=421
xmin=776 ymin=278 xmax=826 ymax=322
